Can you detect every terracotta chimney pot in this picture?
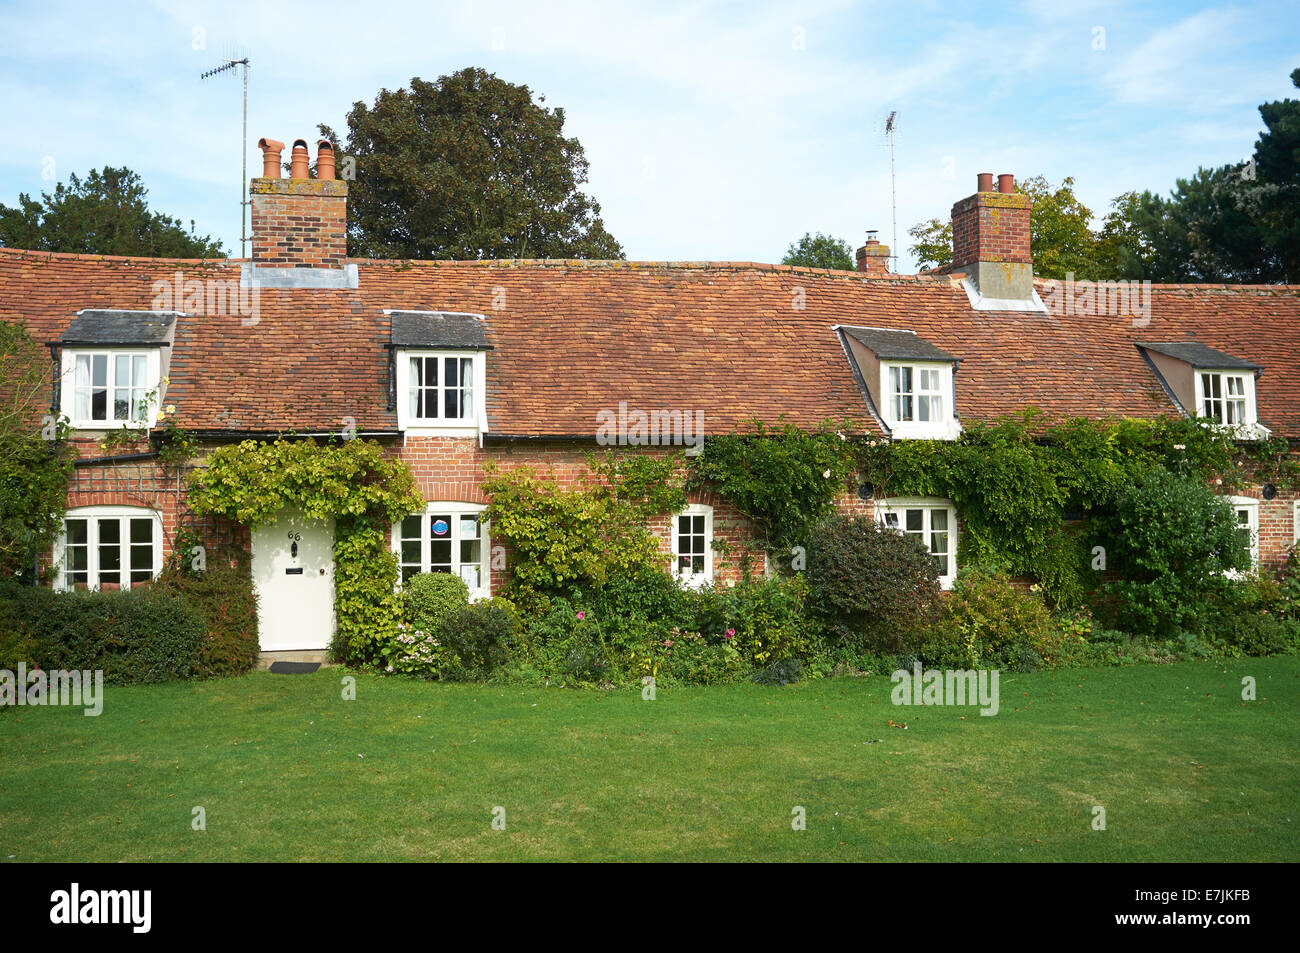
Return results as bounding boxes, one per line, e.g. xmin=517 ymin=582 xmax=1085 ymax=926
xmin=258 ymin=138 xmax=285 ymax=178
xmin=290 ymin=140 xmax=310 ymax=179
xmin=316 ymin=140 xmax=336 ymax=181
xmin=997 ymin=173 xmax=1015 ymax=194
xmin=977 ymin=172 xmax=993 ymax=193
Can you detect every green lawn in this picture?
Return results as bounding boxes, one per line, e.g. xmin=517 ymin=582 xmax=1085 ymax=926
xmin=1 ymin=656 xmax=1297 ymax=861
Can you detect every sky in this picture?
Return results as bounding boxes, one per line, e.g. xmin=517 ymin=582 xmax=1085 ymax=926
xmin=0 ymin=0 xmax=1296 ymax=272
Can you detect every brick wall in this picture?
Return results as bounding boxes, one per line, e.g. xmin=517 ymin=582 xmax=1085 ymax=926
xmin=950 ymin=191 xmax=1032 ymax=270
xmin=249 ymin=178 xmax=348 ymax=268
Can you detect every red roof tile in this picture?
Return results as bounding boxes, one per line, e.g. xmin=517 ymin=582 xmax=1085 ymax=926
xmin=2 ymin=248 xmax=1298 ymax=438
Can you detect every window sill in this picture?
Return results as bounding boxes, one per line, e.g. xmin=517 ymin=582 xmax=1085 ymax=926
xmin=887 ymin=421 xmax=961 ymax=441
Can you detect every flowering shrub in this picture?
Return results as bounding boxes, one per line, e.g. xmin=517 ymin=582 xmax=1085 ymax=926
xmin=379 ymin=621 xmax=447 ymax=678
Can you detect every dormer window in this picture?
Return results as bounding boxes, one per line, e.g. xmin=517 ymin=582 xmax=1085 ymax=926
xmin=409 ymin=354 xmax=475 ymax=421
xmin=56 ymin=310 xmax=176 ymax=431
xmin=837 ymin=326 xmax=960 ymax=440
xmin=1200 ymin=372 xmax=1248 ymax=426
xmin=889 ymin=365 xmax=944 ymax=423
xmin=1137 ymin=342 xmax=1266 ymax=438
xmin=389 ymin=311 xmax=491 ymax=436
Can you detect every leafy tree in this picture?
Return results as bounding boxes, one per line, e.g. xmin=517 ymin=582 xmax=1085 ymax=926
xmin=781 ymin=232 xmax=855 ymax=270
xmin=0 ymin=323 xmax=76 ymax=579
xmin=319 ymin=68 xmax=623 ymax=260
xmin=0 ymin=167 xmax=223 ymax=258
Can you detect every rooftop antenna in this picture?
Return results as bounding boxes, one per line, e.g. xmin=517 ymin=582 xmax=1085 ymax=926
xmin=201 ymin=48 xmax=250 ymax=258
xmin=884 ymin=110 xmax=898 ymax=272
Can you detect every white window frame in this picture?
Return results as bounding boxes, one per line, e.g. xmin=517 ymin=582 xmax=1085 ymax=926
xmin=672 ymin=503 xmax=714 ymax=588
xmin=1195 ymin=369 xmax=1263 ymax=436
xmin=392 ymin=502 xmax=491 ymax=600
xmin=395 ymin=350 xmax=487 ymax=436
xmin=53 ymin=505 xmax=163 ymax=591
xmin=876 ymin=496 xmax=958 ymax=589
xmin=879 ymin=361 xmax=959 ymax=440
xmin=60 ymin=347 xmax=162 ymax=431
xmin=1228 ymin=496 xmax=1259 ymax=572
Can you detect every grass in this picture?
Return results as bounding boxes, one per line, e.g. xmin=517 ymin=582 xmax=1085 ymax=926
xmin=1 ymin=656 xmax=1297 ymax=861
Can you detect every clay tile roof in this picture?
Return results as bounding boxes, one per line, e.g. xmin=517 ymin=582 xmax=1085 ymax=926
xmin=842 ymin=326 xmax=958 ymax=362
xmin=1137 ymin=340 xmax=1262 ymax=371
xmin=389 ymin=310 xmax=492 ymax=350
xmin=59 ymin=309 xmax=177 ymax=346
xmin=3 ymin=248 xmax=1299 ymax=439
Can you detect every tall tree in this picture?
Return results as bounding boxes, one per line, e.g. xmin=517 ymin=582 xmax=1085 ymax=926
xmin=0 ymin=167 xmax=223 ymax=258
xmin=781 ymin=232 xmax=855 ymax=270
xmin=320 ymin=68 xmax=623 ymax=260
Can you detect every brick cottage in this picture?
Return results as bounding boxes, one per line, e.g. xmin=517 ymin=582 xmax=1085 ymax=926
xmin=2 ymin=137 xmax=1298 ymax=652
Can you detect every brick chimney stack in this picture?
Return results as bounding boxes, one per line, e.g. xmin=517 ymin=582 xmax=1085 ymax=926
xmin=951 ymin=172 xmax=1032 ymax=300
xmin=856 ymin=231 xmax=890 ymax=276
xmin=250 ymin=137 xmax=348 ymax=268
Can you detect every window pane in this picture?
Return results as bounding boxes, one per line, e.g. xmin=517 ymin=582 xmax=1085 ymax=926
xmin=401 ymin=540 xmax=421 ymax=564
xmin=115 ymin=354 xmax=130 ymax=387
xmin=444 ymin=386 xmax=461 ymax=419
xmin=459 ymin=563 xmax=481 ymax=589
xmin=459 ymin=515 xmax=478 ymax=539
xmin=401 ymin=565 xmax=418 ymax=584
xmin=460 ymin=538 xmax=481 ymax=567
xmin=66 ymin=518 xmax=87 ymax=546
xmin=444 ymin=357 xmax=459 ymax=387
xmin=430 ymin=540 xmax=452 ymax=568
xmin=91 ymin=386 xmax=107 ymax=421
xmin=401 ymin=515 xmax=421 ymax=539
xmin=98 ymin=518 xmax=120 ymax=544
xmin=905 ymin=509 xmax=923 ymax=532
xmin=129 ymin=518 xmax=152 ymax=544
xmin=882 ymin=512 xmax=899 ymax=528
xmin=92 ymin=355 xmax=107 ymax=388
xmin=133 ymin=354 xmax=148 ymax=387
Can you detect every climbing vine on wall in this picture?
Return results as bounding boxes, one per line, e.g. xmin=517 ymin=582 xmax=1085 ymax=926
xmin=686 ymin=419 xmax=856 ymax=558
xmin=188 ymin=437 xmax=422 ymax=662
xmin=688 ymin=410 xmax=1292 ymax=608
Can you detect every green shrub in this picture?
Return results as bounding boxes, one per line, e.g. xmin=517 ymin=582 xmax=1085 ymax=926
xmin=437 ymin=600 xmax=519 ymax=681
xmin=1093 ymin=470 xmax=1248 ymax=637
xmin=658 ymin=632 xmax=742 ymax=685
xmin=926 ymin=567 xmax=1057 ymax=670
xmin=805 ymin=515 xmax=940 ymax=653
xmin=692 ymin=574 xmax=810 ymax=665
xmin=404 ymin=571 xmax=470 ymax=633
xmin=753 ymin=657 xmax=804 ymax=686
xmin=0 ymin=583 xmax=204 ymax=683
xmin=156 ymin=557 xmax=259 ymax=678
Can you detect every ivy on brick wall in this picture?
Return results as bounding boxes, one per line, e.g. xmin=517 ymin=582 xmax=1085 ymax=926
xmin=481 ymin=451 xmax=686 ymax=611
xmin=859 ymin=411 xmax=1291 ymax=606
xmin=188 ymin=437 xmax=422 ymax=662
xmin=686 ymin=410 xmax=1292 ymax=608
xmin=686 ymin=419 xmax=856 ymax=559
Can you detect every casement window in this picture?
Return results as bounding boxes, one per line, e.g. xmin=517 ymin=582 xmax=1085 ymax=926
xmin=1201 ymin=372 xmax=1249 ymax=426
xmin=889 ymin=365 xmax=944 ymax=423
xmin=60 ymin=349 xmax=161 ymax=429
xmin=393 ymin=503 xmax=490 ymax=598
xmin=672 ymin=503 xmax=713 ymax=587
xmin=1229 ymin=497 xmax=1259 ymax=569
xmin=54 ymin=506 xmax=162 ymax=591
xmin=394 ymin=350 xmax=488 ymax=434
xmin=879 ymin=362 xmax=958 ymax=439
xmin=876 ymin=498 xmax=958 ymax=588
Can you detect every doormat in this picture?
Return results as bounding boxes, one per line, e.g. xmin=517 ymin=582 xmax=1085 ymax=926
xmin=268 ymin=661 xmax=322 ymax=674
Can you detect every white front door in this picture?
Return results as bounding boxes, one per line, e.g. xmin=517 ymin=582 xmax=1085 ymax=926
xmin=251 ymin=509 xmax=336 ymax=651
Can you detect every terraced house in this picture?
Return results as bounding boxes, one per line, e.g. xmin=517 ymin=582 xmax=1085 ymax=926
xmin=3 ymin=138 xmax=1298 ymax=654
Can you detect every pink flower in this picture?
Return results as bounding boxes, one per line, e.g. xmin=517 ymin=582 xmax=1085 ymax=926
xmin=725 ymin=628 xmax=735 ymax=640
xmin=577 ymin=611 xmax=586 ymax=620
